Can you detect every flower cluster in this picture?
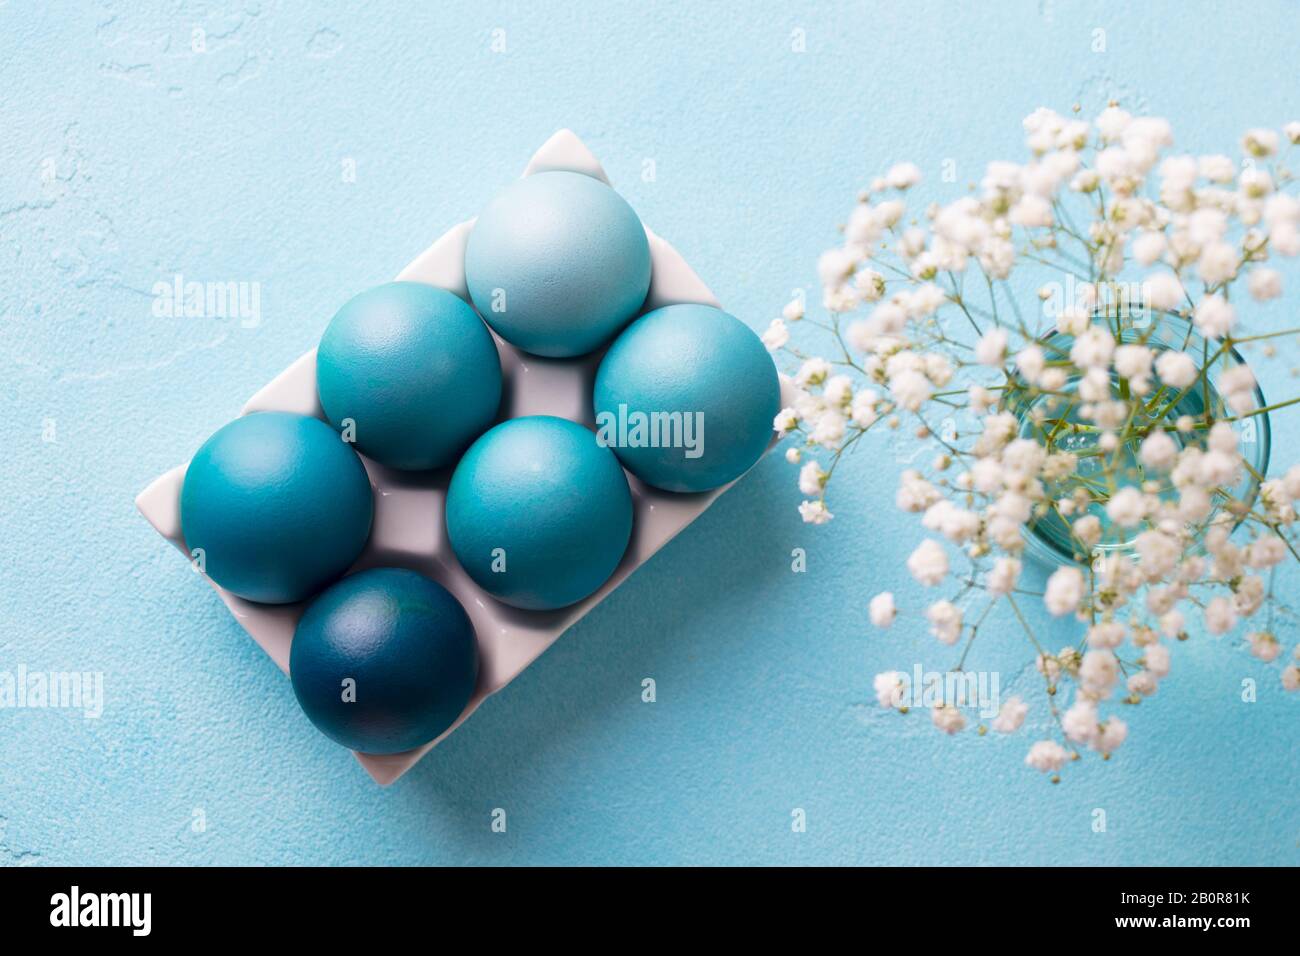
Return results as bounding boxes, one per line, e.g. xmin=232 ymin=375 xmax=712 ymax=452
xmin=769 ymin=106 xmax=1300 ymax=779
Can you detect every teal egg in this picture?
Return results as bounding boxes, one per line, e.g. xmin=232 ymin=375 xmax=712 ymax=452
xmin=593 ymin=304 xmax=780 ymax=492
xmin=290 ymin=568 xmax=478 ymax=754
xmin=180 ymin=411 xmax=373 ymax=604
xmin=316 ymin=282 xmax=502 ymax=471
xmin=464 ymin=171 xmax=652 ymax=358
xmin=445 ymin=416 xmax=633 ymax=610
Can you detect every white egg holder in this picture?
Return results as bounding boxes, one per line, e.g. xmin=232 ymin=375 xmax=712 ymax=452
xmin=137 ymin=130 xmax=793 ymax=785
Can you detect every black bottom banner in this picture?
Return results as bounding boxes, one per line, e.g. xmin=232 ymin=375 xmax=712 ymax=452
xmin=0 ymin=865 xmax=1280 ymax=941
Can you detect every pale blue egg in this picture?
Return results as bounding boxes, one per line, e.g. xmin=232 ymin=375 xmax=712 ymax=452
xmin=592 ymin=304 xmax=780 ymax=492
xmin=445 ymin=416 xmax=633 ymax=610
xmin=464 ymin=171 xmax=652 ymax=358
xmin=316 ymin=282 xmax=502 ymax=472
xmin=180 ymin=412 xmax=373 ymax=604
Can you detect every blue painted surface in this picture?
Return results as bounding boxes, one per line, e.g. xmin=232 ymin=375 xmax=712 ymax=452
xmin=1 ymin=0 xmax=1297 ymax=865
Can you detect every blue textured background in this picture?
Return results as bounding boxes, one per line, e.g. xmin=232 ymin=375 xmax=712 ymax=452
xmin=2 ymin=0 xmax=1297 ymax=866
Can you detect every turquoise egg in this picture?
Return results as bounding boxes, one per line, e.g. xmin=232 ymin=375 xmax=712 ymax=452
xmin=316 ymin=282 xmax=502 ymax=471
xmin=464 ymin=171 xmax=652 ymax=358
xmin=180 ymin=411 xmax=373 ymax=604
xmin=445 ymin=416 xmax=633 ymax=610
xmin=593 ymin=304 xmax=780 ymax=493
xmin=290 ymin=568 xmax=478 ymax=754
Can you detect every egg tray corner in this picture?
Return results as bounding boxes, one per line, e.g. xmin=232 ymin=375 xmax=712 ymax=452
xmin=136 ymin=129 xmax=794 ymax=786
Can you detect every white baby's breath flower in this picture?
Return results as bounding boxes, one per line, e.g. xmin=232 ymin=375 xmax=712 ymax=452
xmin=1282 ymin=664 xmax=1300 ymax=692
xmin=1131 ymin=230 xmax=1167 ymax=265
xmin=1093 ymin=718 xmax=1128 ymax=754
xmin=823 ymin=375 xmax=853 ymax=407
xmin=1158 ymin=608 xmax=1185 ymax=638
xmin=1135 ymin=529 xmax=1181 ymax=580
xmin=1194 ymin=294 xmax=1236 ymax=338
xmin=1198 ymin=241 xmax=1238 ymax=285
xmin=811 ymin=409 xmax=846 ymax=447
xmin=1072 ymin=514 xmax=1102 ymax=548
xmin=907 ymin=539 xmax=949 ymax=586
xmin=1128 ymin=671 xmax=1159 ymax=697
xmin=925 ymin=600 xmax=963 ymax=645
xmin=1144 ymin=643 xmax=1171 ymax=678
xmin=991 ymin=696 xmax=1028 ymax=733
xmin=1199 ymin=154 xmax=1235 ymax=183
xmin=975 ymin=327 xmax=1009 ymax=366
xmin=1154 ymin=349 xmax=1198 ymax=388
xmin=1070 ymin=168 xmax=1100 ymax=193
xmin=784 ymin=447 xmax=801 ymax=464
xmin=798 ymin=500 xmax=833 ymax=524
xmin=1062 ymin=699 xmax=1098 ymax=743
xmin=1242 ymin=127 xmax=1280 ymax=158
xmin=1105 ymin=486 xmax=1147 ymax=528
xmin=798 ymin=460 xmax=827 ymax=495
xmin=889 ymin=368 xmax=933 ymax=411
xmin=1245 ymin=535 xmax=1287 ymax=569
xmin=869 ymin=591 xmax=897 ymax=628
xmin=817 ymin=247 xmax=855 ymax=288
xmin=1139 ymin=429 xmax=1178 ymax=471
xmin=1010 ymin=194 xmax=1053 ymax=227
xmin=1248 ymin=631 xmax=1281 ymax=662
xmin=885 ymin=161 xmax=922 ymax=190
xmin=1248 ymin=267 xmax=1282 ymax=301
xmin=796 ymin=357 xmax=831 ymax=387
xmin=874 ymin=671 xmax=906 ymax=708
xmin=987 ymin=557 xmax=1022 ymax=596
xmin=1044 ymin=566 xmax=1085 ymax=616
xmin=1056 ymin=305 xmax=1091 ymax=336
xmin=1143 ymin=271 xmax=1185 ymax=311
xmin=1015 ymin=344 xmax=1045 ymax=384
xmin=1204 ymin=596 xmax=1237 ymax=635
xmin=1087 ymin=621 xmax=1125 ymax=649
xmin=1080 ymin=649 xmax=1119 ymax=696
xmin=774 ymin=407 xmax=799 ymax=433
xmin=762 ymin=318 xmax=790 ymax=351
xmin=849 ymin=390 xmax=877 ymax=428
xmin=1114 ymin=343 xmax=1153 ymax=383
xmin=931 ymin=704 xmax=966 ymax=734
xmin=896 ymin=470 xmax=940 ymax=512
xmin=1025 ymin=740 xmax=1069 ymax=773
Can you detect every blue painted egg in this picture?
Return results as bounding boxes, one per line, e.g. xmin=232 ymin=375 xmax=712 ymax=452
xmin=464 ymin=171 xmax=652 ymax=358
xmin=316 ymin=282 xmax=502 ymax=471
xmin=592 ymin=304 xmax=780 ymax=493
xmin=445 ymin=416 xmax=633 ymax=610
xmin=180 ymin=411 xmax=373 ymax=604
xmin=290 ymin=568 xmax=478 ymax=754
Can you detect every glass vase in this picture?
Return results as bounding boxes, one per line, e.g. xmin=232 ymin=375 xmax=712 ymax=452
xmin=1003 ymin=307 xmax=1271 ymax=568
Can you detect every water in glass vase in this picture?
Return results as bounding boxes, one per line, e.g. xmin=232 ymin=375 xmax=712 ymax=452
xmin=1013 ymin=373 xmax=1221 ymax=564
xmin=1004 ymin=313 xmax=1269 ymax=567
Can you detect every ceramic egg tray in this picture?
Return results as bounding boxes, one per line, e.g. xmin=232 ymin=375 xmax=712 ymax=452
xmin=136 ymin=130 xmax=793 ymax=785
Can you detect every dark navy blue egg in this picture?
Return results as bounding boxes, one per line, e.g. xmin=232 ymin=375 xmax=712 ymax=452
xmin=445 ymin=416 xmax=633 ymax=610
xmin=180 ymin=411 xmax=373 ymax=604
xmin=290 ymin=568 xmax=479 ymax=755
xmin=464 ymin=171 xmax=651 ymax=358
xmin=316 ymin=282 xmax=502 ymax=471
xmin=593 ymin=304 xmax=780 ymax=492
